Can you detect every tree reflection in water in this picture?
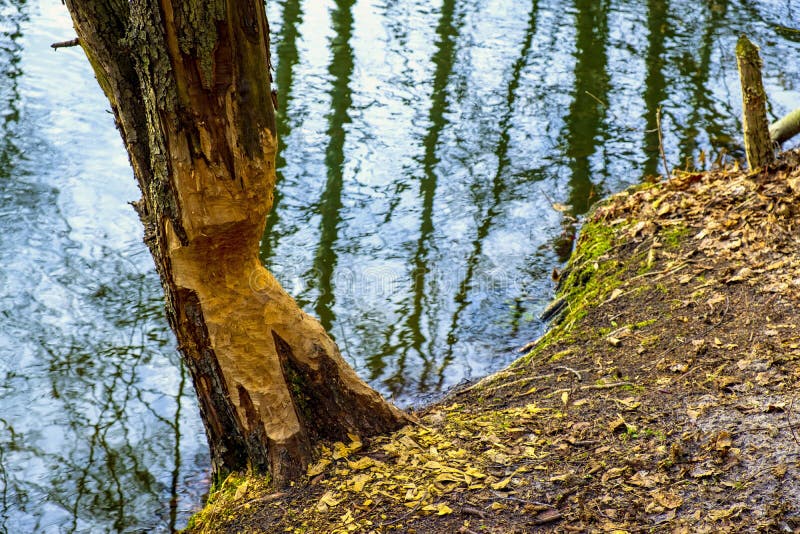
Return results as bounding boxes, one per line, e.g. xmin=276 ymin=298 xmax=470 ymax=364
xmin=0 ymin=0 xmax=797 ymax=531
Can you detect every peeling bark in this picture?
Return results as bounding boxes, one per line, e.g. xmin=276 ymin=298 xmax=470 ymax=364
xmin=64 ymin=0 xmax=407 ymax=486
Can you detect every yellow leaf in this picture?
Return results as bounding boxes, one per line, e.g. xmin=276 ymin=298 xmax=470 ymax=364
xmin=308 ymin=458 xmax=331 ymax=477
xmin=561 ymin=391 xmax=570 ymax=405
xmin=549 ymin=473 xmax=571 ymax=483
xmin=447 ymin=449 xmax=467 ymax=459
xmin=616 ymin=397 xmax=641 ymax=411
xmin=525 ymin=404 xmax=546 ymax=414
xmin=423 ymin=502 xmax=454 ymax=515
xmin=233 ymin=480 xmax=249 ymax=501
xmin=347 ymin=433 xmax=363 ymax=452
xmin=350 ymin=473 xmax=371 ymax=493
xmin=423 ymin=460 xmax=444 ymax=470
xmin=434 ymin=472 xmax=464 ymax=484
xmin=707 ymin=505 xmax=744 ymax=521
xmin=464 ymin=467 xmax=486 ymax=479
xmin=491 ymin=468 xmax=521 ymax=490
xmin=332 ymin=442 xmax=350 ymax=460
xmin=607 ymin=416 xmax=626 ymax=433
xmin=436 ymin=503 xmax=453 ymax=515
xmin=404 ymin=486 xmax=423 ymax=501
xmin=316 ymin=491 xmax=342 ymax=512
xmin=347 ymin=457 xmax=374 ymax=471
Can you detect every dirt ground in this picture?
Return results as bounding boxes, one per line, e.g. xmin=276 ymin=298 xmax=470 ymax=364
xmin=185 ymin=150 xmax=800 ymax=533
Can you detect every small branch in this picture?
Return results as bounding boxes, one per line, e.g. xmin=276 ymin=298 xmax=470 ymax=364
xmin=232 ymin=492 xmax=287 ymax=512
xmin=554 ymin=366 xmax=582 ymax=381
xmin=490 ymin=491 xmax=554 ymax=508
xmin=51 ymin=37 xmax=80 ymax=49
xmin=656 ymin=106 xmax=670 ymax=178
xmin=379 ymin=492 xmax=427 ymax=526
xmin=769 ymin=107 xmax=800 ymax=146
xmin=579 ymin=381 xmax=633 ymax=390
xmin=461 ymin=506 xmax=487 ymax=519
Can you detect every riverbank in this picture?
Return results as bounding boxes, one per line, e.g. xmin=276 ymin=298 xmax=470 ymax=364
xmin=186 ymin=150 xmax=800 ymax=533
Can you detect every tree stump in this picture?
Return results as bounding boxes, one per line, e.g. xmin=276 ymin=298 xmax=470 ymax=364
xmin=736 ymin=35 xmax=774 ymax=170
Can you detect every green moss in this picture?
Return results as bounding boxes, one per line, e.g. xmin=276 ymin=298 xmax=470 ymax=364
xmin=660 ymin=224 xmax=690 ymax=249
xmin=516 ymin=217 xmax=633 ymax=367
xmin=639 ymin=335 xmax=660 ymax=347
xmin=548 ymin=348 xmax=574 ymax=363
xmin=184 ymin=473 xmax=249 ymax=532
xmin=633 ymin=318 xmax=657 ymax=330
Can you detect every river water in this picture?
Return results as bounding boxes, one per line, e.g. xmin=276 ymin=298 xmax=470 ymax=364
xmin=0 ymin=0 xmax=797 ymax=531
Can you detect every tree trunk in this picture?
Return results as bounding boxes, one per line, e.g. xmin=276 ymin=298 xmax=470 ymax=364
xmin=63 ymin=0 xmax=407 ymax=486
xmin=735 ymin=35 xmax=774 ymax=170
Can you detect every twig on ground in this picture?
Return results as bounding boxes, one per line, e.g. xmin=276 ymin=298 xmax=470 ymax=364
xmin=461 ymin=506 xmax=487 ymax=519
xmin=490 ymin=491 xmax=554 ymax=508
xmin=580 ymin=381 xmax=633 ymax=390
xmin=379 ymin=496 xmax=426 ymax=527
xmin=555 ymin=366 xmax=582 ymax=381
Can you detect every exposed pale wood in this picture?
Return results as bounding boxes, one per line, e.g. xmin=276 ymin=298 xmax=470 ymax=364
xmin=735 ymin=35 xmax=774 ymax=169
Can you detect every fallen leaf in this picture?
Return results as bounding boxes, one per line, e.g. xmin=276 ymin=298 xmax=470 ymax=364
xmin=713 ymin=431 xmax=732 ymax=452
xmin=316 ymin=491 xmax=342 ymax=512
xmin=308 ymin=458 xmax=331 ymax=477
xmin=708 ymin=504 xmax=744 ymax=521
xmin=615 ymin=397 xmax=641 ymax=411
xmin=350 ymin=473 xmax=371 ymax=493
xmin=233 ymin=480 xmax=249 ymax=501
xmin=491 ymin=468 xmax=522 ymax=490
xmin=628 ymin=471 xmax=657 ymax=488
xmin=607 ymin=416 xmax=626 ymax=433
xmin=347 ymin=457 xmax=374 ymax=471
xmin=652 ymin=490 xmax=683 ymax=509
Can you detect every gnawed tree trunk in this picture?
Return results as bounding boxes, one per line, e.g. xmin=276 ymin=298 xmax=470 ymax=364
xmin=735 ymin=35 xmax=774 ymax=169
xmin=63 ymin=0 xmax=407 ymax=486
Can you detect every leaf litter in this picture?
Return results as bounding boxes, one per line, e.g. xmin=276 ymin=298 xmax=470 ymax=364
xmin=187 ymin=153 xmax=800 ymax=533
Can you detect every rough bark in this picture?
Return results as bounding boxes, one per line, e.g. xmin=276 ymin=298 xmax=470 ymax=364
xmin=769 ymin=107 xmax=800 ymax=146
xmin=63 ymin=0 xmax=407 ymax=486
xmin=735 ymin=35 xmax=774 ymax=169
